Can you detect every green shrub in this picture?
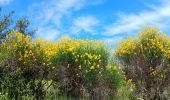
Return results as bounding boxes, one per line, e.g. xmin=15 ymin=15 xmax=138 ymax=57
xmin=0 ymin=32 xmax=128 ymax=99
xmin=115 ymin=27 xmax=170 ymax=99
xmin=0 ymin=31 xmax=56 ymax=99
xmin=51 ymin=38 xmax=124 ymax=99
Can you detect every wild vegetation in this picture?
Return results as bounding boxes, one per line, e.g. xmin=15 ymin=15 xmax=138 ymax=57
xmin=0 ymin=8 xmax=170 ymax=100
xmin=115 ymin=27 xmax=170 ymax=99
xmin=0 ymin=27 xmax=169 ymax=100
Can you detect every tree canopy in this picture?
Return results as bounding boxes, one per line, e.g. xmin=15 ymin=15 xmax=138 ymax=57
xmin=0 ymin=8 xmax=36 ymax=41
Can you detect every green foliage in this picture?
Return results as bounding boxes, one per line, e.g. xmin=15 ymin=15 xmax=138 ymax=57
xmin=2 ymin=23 xmax=169 ymax=100
xmin=115 ymin=27 xmax=170 ymax=99
xmin=0 ymin=32 xmax=124 ymax=99
xmin=51 ymin=38 xmax=110 ymax=99
xmin=0 ymin=32 xmax=53 ymax=99
xmin=0 ymin=8 xmax=36 ymax=40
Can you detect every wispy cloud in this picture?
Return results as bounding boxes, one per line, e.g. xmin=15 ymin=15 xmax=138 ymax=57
xmin=69 ymin=15 xmax=99 ymax=35
xmin=104 ymin=0 xmax=170 ymax=36
xmin=0 ymin=0 xmax=12 ymax=5
xmin=30 ymin=0 xmax=86 ymax=40
xmin=29 ymin=0 xmax=103 ymax=40
xmin=28 ymin=0 xmax=170 ymax=46
xmin=36 ymin=26 xmax=61 ymax=40
xmin=103 ymin=36 xmax=123 ymax=47
xmin=30 ymin=0 xmax=86 ymax=27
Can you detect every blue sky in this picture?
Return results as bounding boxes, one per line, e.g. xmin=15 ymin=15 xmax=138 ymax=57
xmin=1 ymin=0 xmax=170 ymax=46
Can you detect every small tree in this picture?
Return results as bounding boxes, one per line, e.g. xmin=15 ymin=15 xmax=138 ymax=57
xmin=115 ymin=27 xmax=170 ymax=99
xmin=0 ymin=8 xmax=36 ymax=41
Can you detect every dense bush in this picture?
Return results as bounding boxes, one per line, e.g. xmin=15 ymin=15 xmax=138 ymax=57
xmin=1 ymin=27 xmax=169 ymax=100
xmin=0 ymin=31 xmax=124 ymax=99
xmin=115 ymin=27 xmax=170 ymax=99
xmin=0 ymin=31 xmax=56 ymax=99
xmin=51 ymin=38 xmax=124 ymax=99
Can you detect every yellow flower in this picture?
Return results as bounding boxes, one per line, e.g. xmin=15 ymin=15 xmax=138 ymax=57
xmin=113 ymin=66 xmax=117 ymax=70
xmin=68 ymin=47 xmax=74 ymax=51
xmin=88 ymin=54 xmax=93 ymax=59
xmin=25 ymin=36 xmax=30 ymax=44
xmin=84 ymin=60 xmax=86 ymax=64
xmin=127 ymin=79 xmax=132 ymax=84
xmin=18 ymin=57 xmax=22 ymax=61
xmin=88 ymin=61 xmax=91 ymax=65
xmin=90 ymin=66 xmax=94 ymax=70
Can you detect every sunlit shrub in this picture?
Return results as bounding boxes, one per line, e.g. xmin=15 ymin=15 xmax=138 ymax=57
xmin=0 ymin=31 xmax=56 ymax=99
xmin=115 ymin=27 xmax=170 ymax=99
xmin=51 ymin=38 xmax=113 ymax=98
xmin=0 ymin=31 xmax=125 ymax=99
xmin=0 ymin=31 xmax=34 ymax=99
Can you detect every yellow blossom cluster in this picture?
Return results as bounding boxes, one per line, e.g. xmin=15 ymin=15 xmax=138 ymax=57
xmin=116 ymin=38 xmax=136 ymax=55
xmin=33 ymin=38 xmax=58 ymax=58
xmin=116 ymin=28 xmax=170 ymax=64
xmin=115 ymin=27 xmax=170 ymax=87
xmin=53 ymin=37 xmax=109 ymax=77
xmin=1 ymin=31 xmax=58 ymax=70
xmin=1 ymin=31 xmax=110 ymax=79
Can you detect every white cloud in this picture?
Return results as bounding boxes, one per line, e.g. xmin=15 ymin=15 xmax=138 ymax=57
xmin=0 ymin=0 xmax=12 ymax=5
xmin=29 ymin=0 xmax=103 ymax=39
xmin=29 ymin=0 xmax=170 ymax=41
xmin=37 ymin=26 xmax=60 ymax=41
xmin=102 ymin=36 xmax=123 ymax=47
xmin=70 ymin=15 xmax=99 ymax=34
xmin=104 ymin=0 xmax=170 ymax=36
xmin=29 ymin=0 xmax=87 ymax=39
xmin=30 ymin=0 xmax=86 ymax=28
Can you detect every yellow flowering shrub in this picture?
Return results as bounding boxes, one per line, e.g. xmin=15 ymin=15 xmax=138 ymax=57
xmin=51 ymin=37 xmax=110 ymax=98
xmin=115 ymin=27 xmax=170 ymax=99
xmin=0 ymin=31 xmax=124 ymax=99
xmin=115 ymin=38 xmax=137 ymax=65
xmin=31 ymin=38 xmax=58 ymax=71
xmin=3 ymin=32 xmax=55 ymax=77
xmin=0 ymin=31 xmax=58 ymax=99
